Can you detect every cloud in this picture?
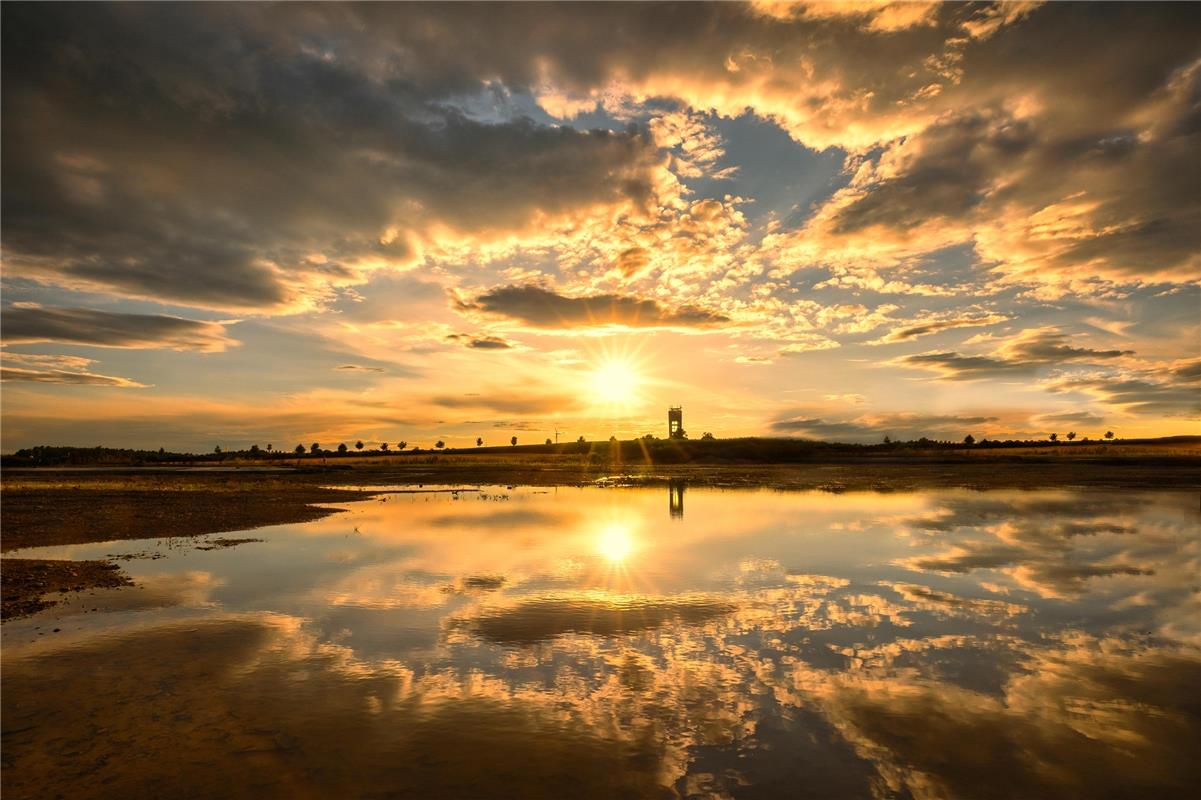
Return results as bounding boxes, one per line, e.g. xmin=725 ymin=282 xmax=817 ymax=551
xmin=444 ymin=333 xmax=514 ymax=350
xmin=1 ymin=353 xmax=147 ymax=388
xmin=895 ymin=327 xmax=1133 ymax=381
xmin=1033 ymin=410 xmax=1105 ymax=426
xmin=1 ymin=4 xmax=669 ymax=313
xmin=1046 ymin=375 xmax=1201 ymax=418
xmin=1 ymin=307 xmax=236 ymax=352
xmin=334 ymin=364 xmax=387 ymax=373
xmin=770 ymin=412 xmax=998 ymax=443
xmin=870 ymin=310 xmax=1010 ymax=344
xmin=454 ymin=285 xmax=729 ymax=330
xmin=432 ymin=391 xmax=580 ymax=415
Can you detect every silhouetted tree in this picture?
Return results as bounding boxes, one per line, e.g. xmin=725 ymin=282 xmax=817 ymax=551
xmin=214 ymin=445 xmax=222 ymax=454
xmin=882 ymin=435 xmax=891 ymax=444
xmin=1066 ymin=431 xmax=1076 ymax=441
xmin=476 ymin=437 xmax=483 ymax=447
xmin=510 ymin=436 xmax=517 ymax=446
xmin=337 ymin=442 xmax=348 ymax=453
xmin=380 ymin=442 xmax=389 ymax=451
xmin=435 ymin=440 xmax=445 ymax=449
xmin=1105 ymin=430 xmax=1114 ymax=440
xmin=1049 ymin=433 xmax=1058 ymax=442
xmin=577 ymin=435 xmax=586 ymax=443
xmin=310 ymin=442 xmax=320 ymax=453
xmin=610 ymin=435 xmax=617 ymax=442
xmin=963 ymin=434 xmax=975 ymax=445
xmin=701 ymin=432 xmax=715 ymax=440
xmin=250 ymin=444 xmax=260 ymax=454
xmin=158 ymin=447 xmax=165 ymax=455
xmin=355 ymin=440 xmax=364 ymax=451
xmin=545 ymin=438 xmax=552 ymax=445
xmin=398 ymin=441 xmax=407 ymax=451
xmin=266 ymin=444 xmax=272 ymax=452
xmin=295 ymin=444 xmax=305 ymax=454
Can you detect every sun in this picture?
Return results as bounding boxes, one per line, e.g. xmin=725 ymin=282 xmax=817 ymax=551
xmin=590 ymin=358 xmax=642 ymax=407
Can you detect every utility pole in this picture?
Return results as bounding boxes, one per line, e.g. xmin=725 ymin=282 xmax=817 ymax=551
xmin=554 ymin=426 xmax=560 ymax=443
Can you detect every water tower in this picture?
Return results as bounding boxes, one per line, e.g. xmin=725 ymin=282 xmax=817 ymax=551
xmin=667 ymin=406 xmax=685 ymax=439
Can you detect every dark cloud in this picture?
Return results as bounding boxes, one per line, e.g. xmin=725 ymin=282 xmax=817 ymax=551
xmin=831 ymin=111 xmax=1034 ymax=235
xmin=2 ymin=0 xmax=1197 ymax=318
xmin=896 ymin=328 xmax=1133 ymax=381
xmin=896 ymin=352 xmax=1034 ymax=380
xmin=444 ymin=333 xmax=514 ymax=350
xmin=432 ymin=391 xmax=579 ymax=415
xmin=1049 ymin=376 xmax=1201 ymax=418
xmin=334 ymin=364 xmax=387 ymax=373
xmin=455 ymin=285 xmax=729 ymax=329
xmin=1034 ymin=411 xmax=1105 ymax=426
xmin=874 ymin=312 xmax=1009 ymax=344
xmin=807 ymin=4 xmax=1201 ymax=284
xmin=1173 ymin=359 xmax=1201 ymax=383
xmin=1 ymin=306 xmax=235 ymax=352
xmin=0 ymin=366 xmax=146 ymax=388
xmin=1 ymin=3 xmax=663 ymax=312
xmin=1003 ymin=330 xmax=1132 ymax=363
xmin=770 ymin=413 xmax=998 ymax=443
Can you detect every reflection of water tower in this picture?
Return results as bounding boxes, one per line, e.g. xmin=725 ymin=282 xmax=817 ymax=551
xmin=668 ymin=479 xmax=685 ymax=519
xmin=668 ymin=406 xmax=685 ymax=439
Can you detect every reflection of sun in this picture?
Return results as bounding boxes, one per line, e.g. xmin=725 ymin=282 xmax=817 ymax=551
xmin=596 ymin=523 xmax=635 ymax=563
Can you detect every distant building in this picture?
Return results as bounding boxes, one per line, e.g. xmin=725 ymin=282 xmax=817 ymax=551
xmin=668 ymin=406 xmax=686 ymax=439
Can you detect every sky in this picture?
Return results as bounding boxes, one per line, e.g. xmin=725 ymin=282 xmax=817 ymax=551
xmin=1 ymin=1 xmax=1198 ymax=452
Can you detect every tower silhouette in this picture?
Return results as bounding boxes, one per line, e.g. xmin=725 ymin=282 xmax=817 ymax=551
xmin=668 ymin=406 xmax=685 ymax=439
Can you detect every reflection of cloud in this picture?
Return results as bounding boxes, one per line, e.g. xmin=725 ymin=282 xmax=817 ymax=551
xmin=52 ymin=570 xmax=224 ymax=614
xmin=881 ymin=581 xmax=1027 ymax=618
xmin=1 ymin=617 xmax=678 ymax=799
xmin=456 ymin=593 xmax=736 ymax=645
xmin=894 ymin=491 xmax=1190 ymax=600
xmin=790 ymin=636 xmax=1201 ymax=800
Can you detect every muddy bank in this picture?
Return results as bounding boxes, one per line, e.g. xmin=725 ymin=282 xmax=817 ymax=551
xmin=2 ymin=558 xmax=132 ymax=620
xmin=0 ymin=483 xmax=369 ymax=552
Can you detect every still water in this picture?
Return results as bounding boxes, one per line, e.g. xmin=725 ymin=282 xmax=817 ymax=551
xmin=3 ymin=485 xmax=1198 ymax=799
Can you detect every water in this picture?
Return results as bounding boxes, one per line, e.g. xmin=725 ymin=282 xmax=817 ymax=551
xmin=3 ymin=485 xmax=1198 ymax=799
